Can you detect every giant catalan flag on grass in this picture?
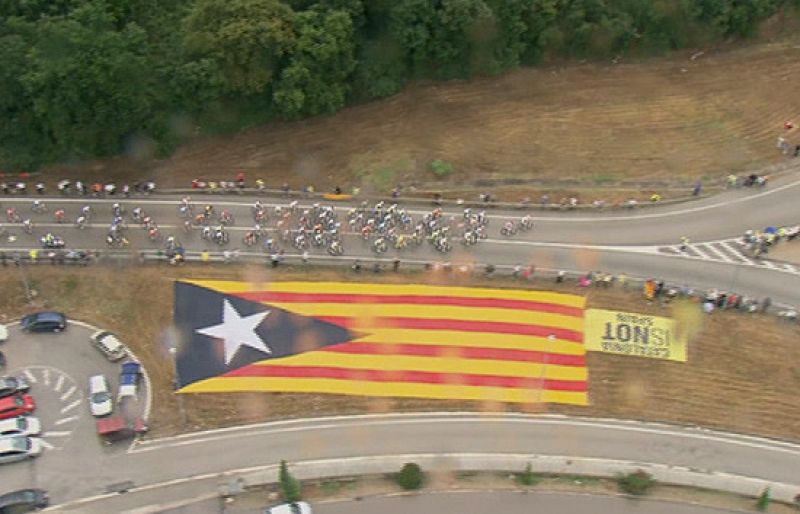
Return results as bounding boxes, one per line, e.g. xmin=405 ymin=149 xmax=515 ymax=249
xmin=174 ymin=280 xmax=589 ymax=405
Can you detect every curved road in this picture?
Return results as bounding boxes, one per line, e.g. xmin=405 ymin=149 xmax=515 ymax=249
xmin=48 ymin=413 xmax=800 ymax=512
xmin=316 ymin=491 xmax=746 ymax=514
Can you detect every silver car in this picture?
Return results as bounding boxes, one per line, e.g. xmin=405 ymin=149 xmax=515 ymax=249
xmin=0 ymin=376 xmax=29 ymax=399
xmin=0 ymin=417 xmax=42 ymax=437
xmin=0 ymin=435 xmax=42 ymax=465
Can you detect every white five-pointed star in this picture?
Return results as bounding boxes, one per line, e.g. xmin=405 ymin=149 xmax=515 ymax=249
xmin=195 ymin=300 xmax=272 ymax=364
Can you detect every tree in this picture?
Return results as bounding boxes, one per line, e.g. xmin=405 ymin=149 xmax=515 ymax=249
xmin=756 ymin=487 xmax=770 ymax=511
xmin=278 ymin=460 xmax=302 ymax=503
xmin=20 ymin=2 xmax=157 ymax=160
xmin=183 ymin=0 xmax=295 ymax=95
xmin=272 ymin=8 xmax=357 ymax=117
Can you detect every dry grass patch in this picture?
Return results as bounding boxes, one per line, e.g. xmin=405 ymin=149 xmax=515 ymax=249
xmin=0 ymin=264 xmax=798 ymax=440
xmin=48 ymin=35 xmax=800 ymax=194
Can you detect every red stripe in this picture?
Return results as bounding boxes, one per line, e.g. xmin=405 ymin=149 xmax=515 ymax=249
xmin=224 ymin=365 xmax=587 ymax=392
xmin=236 ymin=291 xmax=584 ymax=317
xmin=322 ymin=342 xmax=586 ymax=367
xmin=317 ymin=316 xmax=582 ymax=343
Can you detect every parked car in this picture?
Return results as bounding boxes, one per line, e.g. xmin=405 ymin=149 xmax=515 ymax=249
xmin=0 ymin=395 xmax=35 ymax=421
xmin=0 ymin=435 xmax=42 ymax=465
xmin=264 ymin=502 xmax=313 ymax=514
xmin=90 ymin=331 xmax=128 ymax=362
xmin=0 ymin=377 xmax=29 ymax=399
xmin=0 ymin=323 xmax=7 ymax=343
xmin=0 ymin=417 xmax=41 ymax=438
xmin=0 ymin=488 xmax=49 ymax=512
xmin=117 ymin=362 xmax=142 ymax=403
xmin=0 ymin=352 xmax=5 ymax=373
xmin=20 ymin=312 xmax=66 ymax=333
xmin=88 ymin=375 xmax=112 ymax=417
xmin=95 ymin=415 xmax=147 ymax=445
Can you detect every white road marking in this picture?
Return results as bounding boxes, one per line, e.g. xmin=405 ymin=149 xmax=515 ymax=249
xmin=129 ymin=414 xmax=800 ymax=457
xmin=23 ymin=369 xmax=36 ymax=383
xmin=54 ymin=374 xmax=65 ymax=392
xmin=60 ymin=399 xmax=81 ymax=414
xmin=760 ymin=259 xmax=778 ymax=269
xmin=689 ymin=244 xmax=712 ymax=259
xmin=43 ymin=368 xmax=50 ymax=386
xmin=783 ymin=263 xmax=797 ymax=272
xmin=701 ymin=243 xmax=733 ymax=263
xmin=4 ymin=175 xmax=800 ymax=223
xmin=718 ymin=241 xmax=755 ymax=265
xmin=60 ymin=386 xmax=76 ymax=402
xmin=39 ymin=439 xmax=54 ymax=450
xmin=43 ymin=431 xmax=71 ymax=437
xmin=54 ymin=416 xmax=79 ymax=426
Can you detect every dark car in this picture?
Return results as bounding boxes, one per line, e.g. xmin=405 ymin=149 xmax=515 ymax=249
xmin=0 ymin=352 xmax=5 ymax=373
xmin=0 ymin=488 xmax=49 ymax=512
xmin=0 ymin=377 xmax=29 ymax=399
xmin=20 ymin=312 xmax=66 ymax=333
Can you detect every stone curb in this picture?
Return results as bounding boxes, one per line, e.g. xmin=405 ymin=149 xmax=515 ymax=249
xmin=228 ymin=453 xmax=799 ymax=504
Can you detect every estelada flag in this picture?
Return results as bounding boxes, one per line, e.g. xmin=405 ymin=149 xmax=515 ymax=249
xmin=174 ymin=280 xmax=589 ymax=405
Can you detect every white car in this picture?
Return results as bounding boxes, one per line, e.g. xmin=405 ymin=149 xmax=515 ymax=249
xmin=90 ymin=331 xmax=128 ymax=362
xmin=0 ymin=324 xmax=7 ymax=343
xmin=0 ymin=435 xmax=41 ymax=464
xmin=88 ymin=375 xmax=113 ymax=417
xmin=264 ymin=502 xmax=313 ymax=514
xmin=0 ymin=417 xmax=41 ymax=437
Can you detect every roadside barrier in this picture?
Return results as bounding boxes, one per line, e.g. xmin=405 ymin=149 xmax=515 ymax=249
xmin=2 ymin=248 xmax=796 ymax=324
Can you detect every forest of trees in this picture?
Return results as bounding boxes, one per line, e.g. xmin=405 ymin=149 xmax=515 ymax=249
xmin=1 ymin=0 xmax=796 ymax=170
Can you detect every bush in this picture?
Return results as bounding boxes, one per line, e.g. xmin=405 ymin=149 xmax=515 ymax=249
xmin=279 ymin=460 xmax=302 ymax=503
xmin=515 ymin=463 xmax=541 ymax=486
xmin=430 ymin=159 xmax=453 ymax=178
xmin=396 ymin=462 xmax=424 ymax=490
xmin=617 ymin=470 xmax=655 ymax=495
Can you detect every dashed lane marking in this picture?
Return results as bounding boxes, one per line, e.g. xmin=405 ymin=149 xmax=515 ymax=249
xmin=60 ymin=386 xmax=76 ymax=402
xmin=60 ymin=399 xmax=81 ymax=414
xmin=23 ymin=369 xmax=36 ymax=383
xmin=54 ymin=374 xmax=64 ymax=392
xmin=43 ymin=368 xmax=50 ymax=386
xmin=43 ymin=431 xmax=71 ymax=437
xmin=39 ymin=439 xmax=55 ymax=450
xmin=54 ymin=416 xmax=79 ymax=426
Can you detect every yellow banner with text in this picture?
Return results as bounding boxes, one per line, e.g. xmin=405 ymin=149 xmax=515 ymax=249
xmin=584 ymin=309 xmax=687 ymax=362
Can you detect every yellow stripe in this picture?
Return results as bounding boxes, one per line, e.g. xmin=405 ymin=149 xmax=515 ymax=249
xmin=264 ymin=302 xmax=583 ymax=332
xmin=251 ymin=352 xmax=588 ymax=381
xmin=180 ymin=377 xmax=588 ymax=405
xmin=184 ymin=280 xmax=586 ymax=309
xmin=349 ymin=329 xmax=586 ymax=355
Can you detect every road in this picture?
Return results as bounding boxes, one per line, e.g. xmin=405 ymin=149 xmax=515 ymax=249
xmin=44 ymin=413 xmax=800 ymax=512
xmin=315 ymin=491 xmax=745 ymax=514
xmin=1 ymin=171 xmax=800 ymax=306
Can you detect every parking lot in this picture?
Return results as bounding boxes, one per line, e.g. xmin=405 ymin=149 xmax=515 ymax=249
xmin=0 ymin=320 xmax=150 ymax=503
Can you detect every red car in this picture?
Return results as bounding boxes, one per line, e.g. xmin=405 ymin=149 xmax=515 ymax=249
xmin=0 ymin=394 xmax=35 ymax=420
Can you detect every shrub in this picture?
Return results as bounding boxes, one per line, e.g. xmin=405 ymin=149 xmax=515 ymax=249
xmin=430 ymin=159 xmax=453 ymax=178
xmin=279 ymin=460 xmax=302 ymax=503
xmin=617 ymin=470 xmax=655 ymax=495
xmin=396 ymin=462 xmax=424 ymax=490
xmin=516 ymin=463 xmax=541 ymax=486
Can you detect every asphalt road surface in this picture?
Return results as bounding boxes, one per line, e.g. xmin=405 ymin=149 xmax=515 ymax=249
xmin=315 ymin=491 xmax=745 ymax=514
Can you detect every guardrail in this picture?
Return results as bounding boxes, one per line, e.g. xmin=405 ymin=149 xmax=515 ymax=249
xmin=3 ymin=247 xmax=796 ymax=323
